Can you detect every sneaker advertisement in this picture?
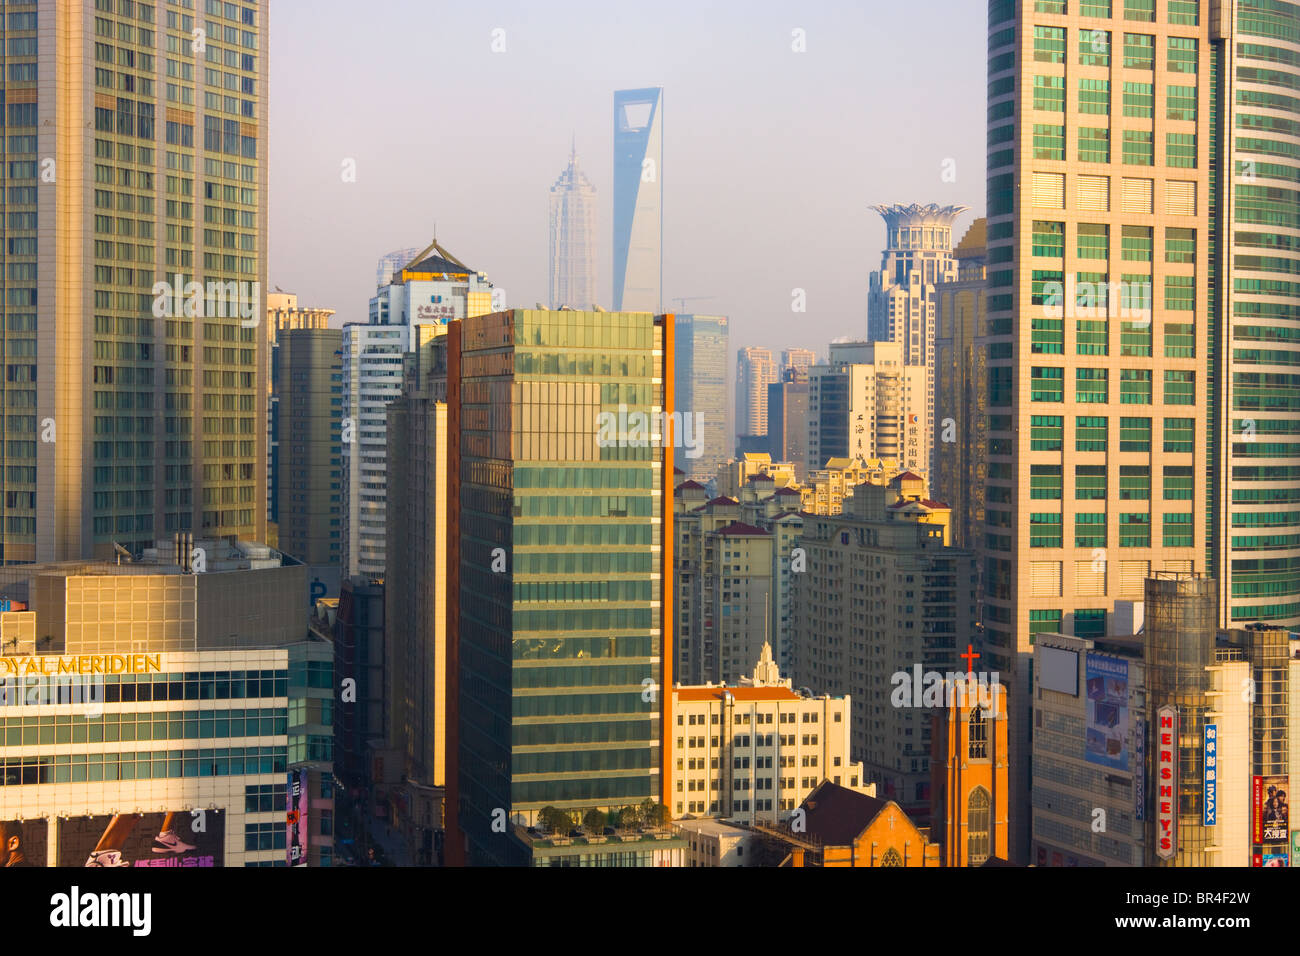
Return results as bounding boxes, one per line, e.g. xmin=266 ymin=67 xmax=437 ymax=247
xmin=56 ymin=812 xmax=224 ymax=868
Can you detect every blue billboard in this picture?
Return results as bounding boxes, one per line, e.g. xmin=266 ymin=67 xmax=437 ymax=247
xmin=1084 ymin=653 xmax=1129 ymax=770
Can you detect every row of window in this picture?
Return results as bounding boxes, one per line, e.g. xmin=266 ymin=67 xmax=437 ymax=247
xmin=0 ymin=746 xmax=286 ymax=786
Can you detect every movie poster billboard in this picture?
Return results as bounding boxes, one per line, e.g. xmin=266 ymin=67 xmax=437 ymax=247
xmin=58 ymin=811 xmax=224 ymax=867
xmin=1084 ymin=653 xmax=1129 ymax=769
xmin=1 ymin=819 xmax=47 ymax=867
xmin=1254 ymin=775 xmax=1289 ymax=845
xmin=287 ymin=768 xmax=309 ymax=867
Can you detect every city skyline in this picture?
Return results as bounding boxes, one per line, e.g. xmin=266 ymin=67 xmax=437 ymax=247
xmin=265 ymin=0 xmax=985 ymax=358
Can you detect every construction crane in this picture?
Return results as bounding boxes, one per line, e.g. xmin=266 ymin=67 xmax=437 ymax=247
xmin=670 ymin=296 xmax=715 ymax=313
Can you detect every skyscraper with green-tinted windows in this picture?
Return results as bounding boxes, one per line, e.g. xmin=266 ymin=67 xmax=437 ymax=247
xmin=445 ymin=309 xmax=673 ymax=866
xmin=982 ymin=0 xmax=1300 ymax=862
xmin=0 ymin=0 xmax=267 ymax=564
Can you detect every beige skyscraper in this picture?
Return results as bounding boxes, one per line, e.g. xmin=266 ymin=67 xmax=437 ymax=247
xmin=735 ymin=346 xmax=777 ymax=446
xmin=982 ymin=0 xmax=1300 ymax=862
xmin=807 ymin=341 xmax=928 ymax=476
xmin=1 ymin=1 xmax=269 ymax=563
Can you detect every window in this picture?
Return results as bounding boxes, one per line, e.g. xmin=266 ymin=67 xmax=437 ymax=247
xmin=1076 ymin=512 xmax=1107 ymax=548
xmin=1165 ymin=227 xmax=1196 ymax=263
xmin=1033 ymin=221 xmax=1065 ymax=258
xmin=1079 ymin=127 xmax=1110 ymax=163
xmin=1075 ymin=609 xmax=1106 ymax=638
xmin=1168 ymin=0 xmax=1199 ymax=25
xmin=1034 ymin=26 xmax=1066 ymax=63
xmin=1164 ymin=465 xmax=1194 ymax=500
xmin=1168 ymin=36 xmax=1197 ymax=73
xmin=1164 ymin=513 xmax=1193 ymax=547
xmin=1123 ymin=33 xmax=1154 ymax=70
xmin=1079 ymin=78 xmax=1111 ymax=114
xmin=1029 ymin=609 xmax=1062 ymax=643
xmin=967 ymin=788 xmax=992 ymax=866
xmin=1120 ymin=417 xmax=1151 ymax=452
xmin=1167 ymin=132 xmax=1197 ymax=167
xmin=1164 ymin=370 xmax=1195 ymax=404
xmin=1120 ymin=465 xmax=1150 ymax=499
xmin=1123 ymin=81 xmax=1154 ymax=118
xmin=881 ymin=848 xmax=903 ymax=867
xmin=1119 ymin=512 xmax=1150 ymax=547
xmin=968 ymin=709 xmax=988 ymax=760
xmin=1076 ymin=416 xmax=1108 ymax=451
xmin=1077 ymin=465 xmax=1108 ymax=500
xmin=1078 ymin=223 xmax=1109 ymax=259
xmin=1124 ymin=0 xmax=1155 ymax=21
xmin=1077 ymin=368 xmax=1109 ymax=403
xmin=1165 ymin=275 xmax=1195 ymax=311
xmin=1079 ymin=29 xmax=1111 ymax=66
xmin=1034 ymin=124 xmax=1065 ymax=160
xmin=1031 ymin=464 xmax=1063 ymax=500
xmin=1031 ymin=415 xmax=1064 ymax=450
xmin=1032 ymin=367 xmax=1064 ymax=402
xmin=1121 ymin=369 xmax=1152 ymax=404
xmin=1163 ymin=418 xmax=1194 ymax=453
xmin=1167 ymin=84 xmax=1197 ymax=121
xmin=1122 ymin=129 xmax=1154 ymax=165
xmin=1034 ymin=75 xmax=1065 ymax=112
xmin=1030 ymin=513 xmax=1063 ymax=548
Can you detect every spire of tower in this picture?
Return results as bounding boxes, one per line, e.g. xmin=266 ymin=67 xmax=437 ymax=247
xmin=570 ymin=132 xmax=577 ymax=167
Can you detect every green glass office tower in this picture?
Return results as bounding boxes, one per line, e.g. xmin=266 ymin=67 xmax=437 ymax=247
xmin=983 ymin=0 xmax=1300 ymax=862
xmin=0 ymin=0 xmax=267 ymax=563
xmin=448 ymin=309 xmax=672 ymax=866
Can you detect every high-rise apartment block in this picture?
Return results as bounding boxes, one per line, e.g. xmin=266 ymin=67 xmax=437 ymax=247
xmin=343 ymin=241 xmax=492 ymax=579
xmin=0 ymin=0 xmax=269 ymax=562
xmin=613 ymin=88 xmax=662 ymax=312
xmin=673 ymin=491 xmax=773 ymax=686
xmin=446 ymin=309 xmax=673 ymax=866
xmin=808 ymin=341 xmax=928 ymax=477
xmin=792 ymin=474 xmax=976 ymax=825
xmin=549 ymin=140 xmax=597 ymax=310
xmin=982 ymin=0 xmax=1300 ymax=862
xmin=674 ymin=314 xmax=730 ymax=479
xmin=781 ymin=348 xmax=816 ymax=377
xmin=735 ymin=347 xmax=776 ymax=448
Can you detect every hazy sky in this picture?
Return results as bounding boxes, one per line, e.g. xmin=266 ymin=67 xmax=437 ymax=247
xmin=268 ymin=0 xmax=986 ymax=360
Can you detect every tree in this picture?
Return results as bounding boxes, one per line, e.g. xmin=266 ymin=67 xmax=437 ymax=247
xmin=582 ymin=808 xmax=606 ymax=833
xmin=617 ymin=805 xmax=640 ymax=830
xmin=538 ymin=806 xmax=572 ymax=834
xmin=640 ymin=798 xmax=668 ymax=827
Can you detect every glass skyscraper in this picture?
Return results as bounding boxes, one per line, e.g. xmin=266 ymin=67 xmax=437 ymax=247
xmin=447 ymin=309 xmax=672 ymax=865
xmin=613 ymin=88 xmax=662 ymax=313
xmin=674 ymin=313 xmax=729 ymax=478
xmin=0 ymin=1 xmax=269 ymax=563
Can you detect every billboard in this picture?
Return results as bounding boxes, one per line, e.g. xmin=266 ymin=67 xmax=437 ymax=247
xmin=1 ymin=819 xmax=47 ymax=867
xmin=1084 ymin=653 xmax=1129 ymax=769
xmin=287 ymin=769 xmax=309 ymax=866
xmin=1155 ymin=706 xmax=1178 ymax=861
xmin=1254 ymin=775 xmax=1289 ymax=845
xmin=1203 ymin=724 xmax=1218 ymax=826
xmin=58 ymin=811 xmax=224 ymax=867
xmin=1133 ymin=716 xmax=1146 ymax=822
